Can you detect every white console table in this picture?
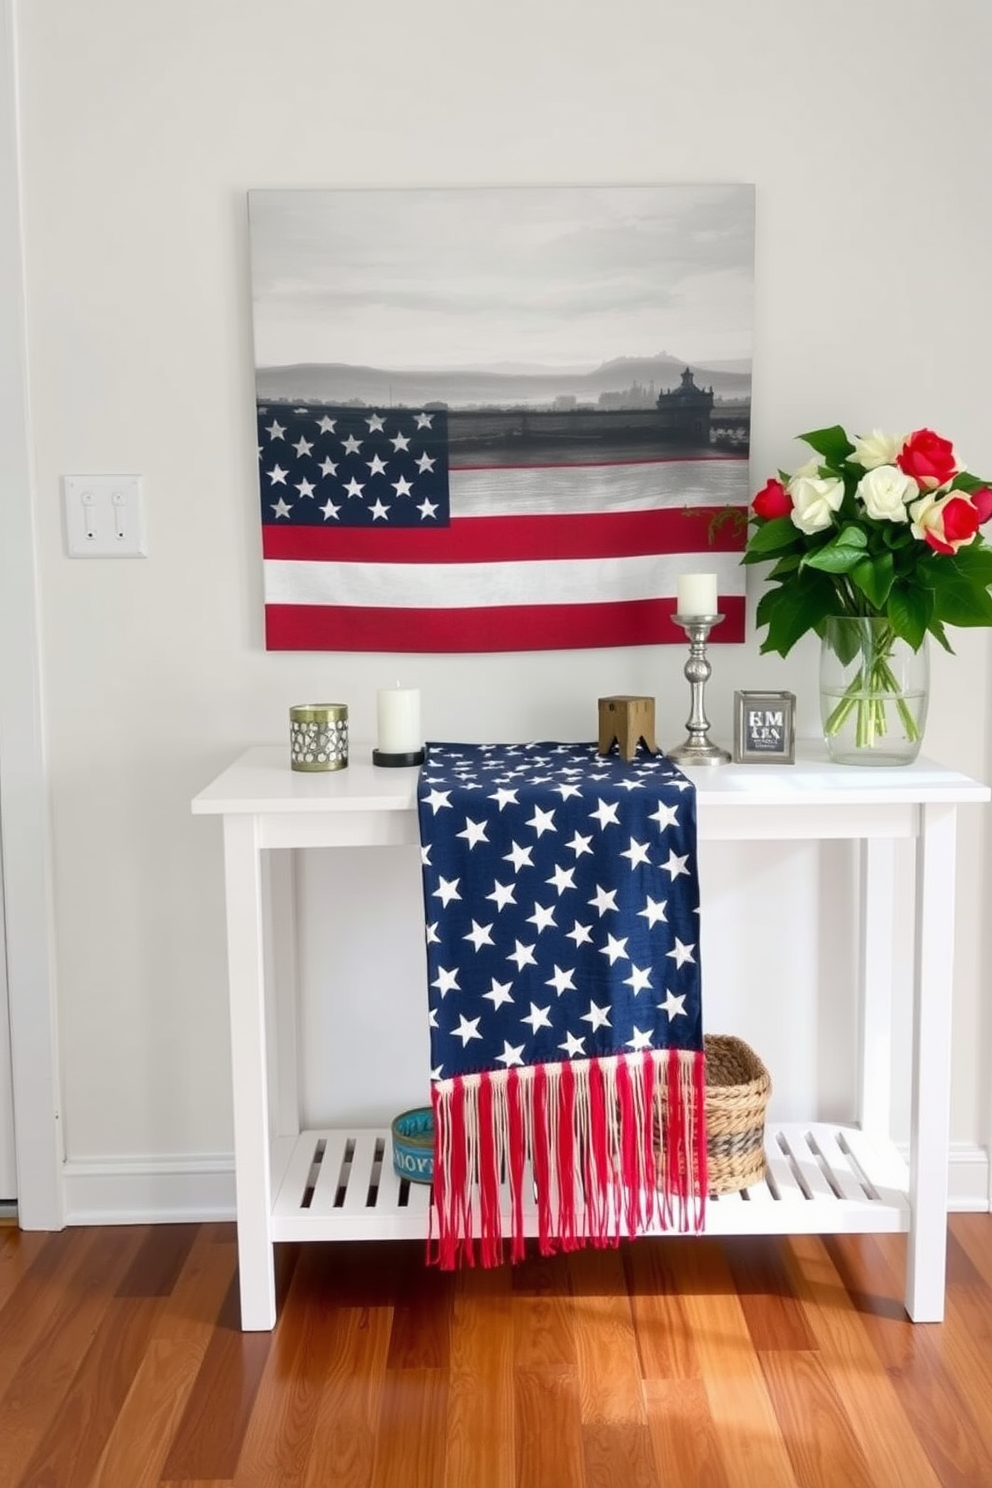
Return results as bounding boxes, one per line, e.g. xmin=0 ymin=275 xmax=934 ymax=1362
xmin=192 ymin=743 xmax=988 ymax=1330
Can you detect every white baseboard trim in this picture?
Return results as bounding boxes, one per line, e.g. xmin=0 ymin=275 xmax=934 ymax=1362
xmin=64 ymin=1152 xmax=236 ymax=1225
xmin=894 ymin=1141 xmax=991 ymax=1213
xmin=948 ymin=1144 xmax=991 ymax=1212
xmin=61 ymin=1143 xmax=989 ymax=1226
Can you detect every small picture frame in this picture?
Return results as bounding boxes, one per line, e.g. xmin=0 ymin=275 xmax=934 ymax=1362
xmin=733 ymin=691 xmax=796 ymax=764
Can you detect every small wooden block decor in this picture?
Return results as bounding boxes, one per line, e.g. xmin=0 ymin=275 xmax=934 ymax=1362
xmin=597 ymin=695 xmax=660 ymax=761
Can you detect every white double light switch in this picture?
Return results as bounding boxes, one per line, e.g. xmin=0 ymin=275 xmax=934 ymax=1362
xmin=62 ymin=475 xmax=147 ymax=558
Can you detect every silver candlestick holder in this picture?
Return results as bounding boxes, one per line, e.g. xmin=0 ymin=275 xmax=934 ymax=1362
xmin=666 ymin=613 xmax=731 ymax=767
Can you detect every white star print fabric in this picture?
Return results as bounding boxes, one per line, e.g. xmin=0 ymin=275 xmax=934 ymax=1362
xmin=417 ymin=741 xmax=707 ymax=1268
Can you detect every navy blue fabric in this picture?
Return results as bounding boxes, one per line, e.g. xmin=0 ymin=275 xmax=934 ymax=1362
xmin=417 ymin=741 xmax=703 ymax=1081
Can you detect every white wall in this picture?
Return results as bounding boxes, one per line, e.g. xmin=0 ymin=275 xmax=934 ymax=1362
xmin=0 ymin=846 xmax=17 ymax=1199
xmin=0 ymin=0 xmax=63 ymax=1225
xmin=8 ymin=0 xmax=992 ymax=1208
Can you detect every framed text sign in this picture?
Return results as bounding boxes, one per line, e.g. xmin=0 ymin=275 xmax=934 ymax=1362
xmin=733 ymin=691 xmax=796 ymax=764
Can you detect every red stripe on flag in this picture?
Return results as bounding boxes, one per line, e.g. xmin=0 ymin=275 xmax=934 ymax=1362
xmin=262 ymin=505 xmax=746 ymax=564
xmin=264 ymin=595 xmax=746 ymax=652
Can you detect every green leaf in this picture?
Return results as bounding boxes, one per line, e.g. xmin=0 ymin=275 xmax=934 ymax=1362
xmin=913 ymin=551 xmax=945 ymax=590
xmin=882 ymin=522 xmax=914 ymax=551
xmin=798 ymin=424 xmax=856 ymax=467
xmin=945 ymin=543 xmax=992 ymax=584
xmin=820 ymin=616 xmax=863 ymax=666
xmin=850 ymin=551 xmax=894 ymax=609
xmin=755 ymin=572 xmax=839 ymax=657
xmin=950 ymin=472 xmax=988 ymax=495
xmin=930 ymin=574 xmax=992 ymax=627
xmin=743 ymin=518 xmax=800 ymax=559
xmin=754 ymin=587 xmax=781 ymax=630
xmin=887 ymin=584 xmax=931 ymax=650
xmin=803 ymin=526 xmax=868 ymax=573
xmin=835 ymin=523 xmax=869 ymax=549
xmin=766 ymin=552 xmax=802 ymax=580
xmin=803 ymin=549 xmax=863 ymax=575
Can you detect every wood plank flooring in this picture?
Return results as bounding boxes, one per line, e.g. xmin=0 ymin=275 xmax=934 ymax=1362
xmin=1 ymin=1215 xmax=992 ymax=1487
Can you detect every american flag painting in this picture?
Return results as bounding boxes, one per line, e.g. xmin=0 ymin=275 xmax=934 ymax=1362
xmin=258 ymin=402 xmax=748 ymax=651
xmin=248 ymin=185 xmax=754 ymax=654
xmin=417 ymin=741 xmax=707 ymax=1267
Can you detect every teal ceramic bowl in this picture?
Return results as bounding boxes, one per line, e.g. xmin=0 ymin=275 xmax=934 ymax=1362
xmin=391 ymin=1107 xmax=435 ymax=1184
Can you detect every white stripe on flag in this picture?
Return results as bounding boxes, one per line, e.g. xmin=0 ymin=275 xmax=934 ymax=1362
xmin=263 ymin=550 xmax=746 ymax=611
xmin=448 ymin=459 xmax=747 ymax=517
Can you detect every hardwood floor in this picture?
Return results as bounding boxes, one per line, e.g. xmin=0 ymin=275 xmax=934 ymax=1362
xmin=2 ymin=1216 xmax=992 ymax=1487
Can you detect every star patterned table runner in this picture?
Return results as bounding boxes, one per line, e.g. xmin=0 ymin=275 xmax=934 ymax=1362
xmin=417 ymin=741 xmax=707 ymax=1268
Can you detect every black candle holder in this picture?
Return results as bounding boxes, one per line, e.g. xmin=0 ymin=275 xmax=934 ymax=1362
xmin=372 ymin=747 xmax=425 ymax=768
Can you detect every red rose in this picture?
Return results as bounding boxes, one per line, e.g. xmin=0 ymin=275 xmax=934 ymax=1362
xmin=971 ymin=485 xmax=992 ymax=524
xmin=897 ymin=429 xmax=958 ymax=490
xmin=941 ymin=495 xmax=982 ymax=549
xmin=753 ymin=478 xmax=792 ymax=520
xmin=915 ymin=492 xmax=982 ymax=554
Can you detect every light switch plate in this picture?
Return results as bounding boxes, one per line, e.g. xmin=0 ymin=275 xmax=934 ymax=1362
xmin=63 ymin=475 xmax=146 ymax=558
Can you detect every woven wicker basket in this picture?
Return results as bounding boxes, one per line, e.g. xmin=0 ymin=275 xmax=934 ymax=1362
xmin=703 ymin=1034 xmax=771 ymax=1194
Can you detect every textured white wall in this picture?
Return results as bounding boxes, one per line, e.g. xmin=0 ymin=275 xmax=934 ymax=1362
xmin=10 ymin=0 xmax=992 ymax=1171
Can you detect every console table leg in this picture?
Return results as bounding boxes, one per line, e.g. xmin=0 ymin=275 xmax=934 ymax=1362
xmin=906 ymin=802 xmax=957 ymax=1322
xmin=858 ymin=837 xmax=895 ymax=1138
xmin=223 ymin=815 xmax=277 ymax=1330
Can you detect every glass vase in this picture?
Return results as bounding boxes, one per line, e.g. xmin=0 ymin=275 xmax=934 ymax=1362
xmin=819 ymin=616 xmax=929 ymax=767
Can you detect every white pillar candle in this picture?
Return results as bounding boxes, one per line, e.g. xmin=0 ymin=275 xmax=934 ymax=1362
xmin=376 ymin=685 xmax=421 ymax=754
xmin=676 ymin=572 xmax=718 ymax=616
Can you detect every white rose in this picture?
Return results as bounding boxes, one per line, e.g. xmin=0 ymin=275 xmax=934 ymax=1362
xmin=909 ymin=491 xmax=939 ymax=536
xmin=788 ymin=473 xmax=845 ymax=535
xmin=852 ymin=429 xmax=908 ymax=470
xmin=856 ymin=464 xmax=916 ymax=522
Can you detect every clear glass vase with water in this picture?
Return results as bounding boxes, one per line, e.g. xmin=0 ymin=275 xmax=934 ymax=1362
xmin=819 ymin=615 xmax=929 ymax=766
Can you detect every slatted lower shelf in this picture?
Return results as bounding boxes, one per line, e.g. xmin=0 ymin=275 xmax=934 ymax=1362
xmin=269 ymin=1121 xmax=911 ymax=1242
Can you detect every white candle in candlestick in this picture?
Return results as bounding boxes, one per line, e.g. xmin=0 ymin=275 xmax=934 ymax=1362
xmin=677 ymin=572 xmax=718 ymax=616
xmin=376 ymin=685 xmax=421 ymax=754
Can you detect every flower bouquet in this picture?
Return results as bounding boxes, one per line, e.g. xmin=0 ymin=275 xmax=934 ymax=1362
xmin=744 ymin=426 xmax=992 ymax=759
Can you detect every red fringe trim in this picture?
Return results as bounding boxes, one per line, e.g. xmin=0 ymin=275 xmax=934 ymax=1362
xmin=428 ymin=1048 xmax=707 ymax=1269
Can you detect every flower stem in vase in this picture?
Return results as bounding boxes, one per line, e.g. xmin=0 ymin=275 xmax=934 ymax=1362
xmin=820 ymin=617 xmax=928 ymax=765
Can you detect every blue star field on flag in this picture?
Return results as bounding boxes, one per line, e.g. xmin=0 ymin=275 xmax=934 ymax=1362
xmin=258 ymin=404 xmax=451 ymax=528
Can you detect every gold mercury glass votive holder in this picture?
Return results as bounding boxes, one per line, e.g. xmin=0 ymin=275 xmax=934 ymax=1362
xmin=289 ymin=703 xmax=348 ymax=772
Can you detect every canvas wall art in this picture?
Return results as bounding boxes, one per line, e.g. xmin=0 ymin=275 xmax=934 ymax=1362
xmin=248 ymin=184 xmax=754 ymax=653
